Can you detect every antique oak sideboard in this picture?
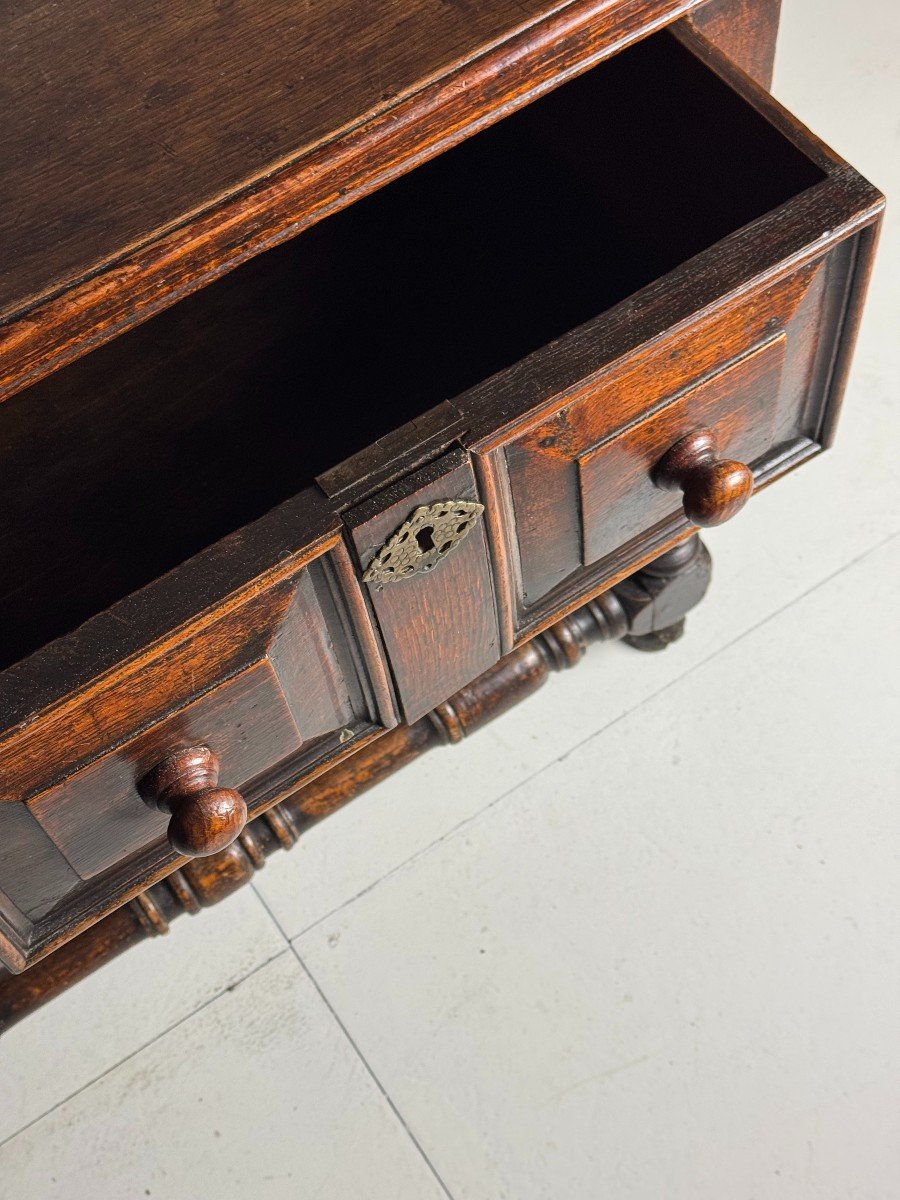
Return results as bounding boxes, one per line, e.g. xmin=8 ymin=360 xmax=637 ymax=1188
xmin=0 ymin=0 xmax=882 ymax=1025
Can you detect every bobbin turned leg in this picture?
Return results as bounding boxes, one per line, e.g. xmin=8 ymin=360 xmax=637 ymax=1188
xmin=616 ymin=535 xmax=713 ymax=652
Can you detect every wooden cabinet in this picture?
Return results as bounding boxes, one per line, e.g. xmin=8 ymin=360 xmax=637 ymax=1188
xmin=0 ymin=1 xmax=882 ymax=977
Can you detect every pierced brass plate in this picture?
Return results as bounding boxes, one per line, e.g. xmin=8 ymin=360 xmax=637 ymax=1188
xmin=362 ymin=499 xmax=484 ymax=586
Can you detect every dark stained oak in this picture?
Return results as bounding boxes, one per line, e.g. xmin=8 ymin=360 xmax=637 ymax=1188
xmin=345 ymin=450 xmax=500 ymax=723
xmin=0 ymin=536 xmax=394 ymax=971
xmin=686 ymin=0 xmax=782 ymax=88
xmin=653 ymin=429 xmax=754 ymax=526
xmin=0 ymin=27 xmax=812 ymax=675
xmin=0 ymin=5 xmax=882 ymax=975
xmin=0 ymin=0 xmax=710 ymax=404
xmin=0 ymin=0 xmax=784 ymax=337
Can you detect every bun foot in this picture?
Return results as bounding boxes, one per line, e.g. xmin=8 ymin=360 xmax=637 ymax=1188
xmin=623 ymin=617 xmax=686 ymax=652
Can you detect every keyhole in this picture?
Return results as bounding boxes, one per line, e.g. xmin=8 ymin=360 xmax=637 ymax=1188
xmin=415 ymin=525 xmax=435 ymax=553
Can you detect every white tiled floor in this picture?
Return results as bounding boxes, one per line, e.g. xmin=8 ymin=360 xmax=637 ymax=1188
xmin=2 ymin=2 xmax=898 ymax=1196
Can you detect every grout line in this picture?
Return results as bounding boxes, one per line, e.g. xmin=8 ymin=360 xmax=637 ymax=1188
xmin=289 ymin=527 xmax=900 ymax=942
xmin=252 ymin=888 xmax=456 ymax=1200
xmin=250 ymin=881 xmax=292 ymax=948
xmin=0 ymin=947 xmax=291 ymax=1151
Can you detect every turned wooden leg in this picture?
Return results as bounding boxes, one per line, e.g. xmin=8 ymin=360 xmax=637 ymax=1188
xmin=617 ymin=535 xmax=712 ymax=652
xmin=625 ymin=618 xmax=687 ymax=652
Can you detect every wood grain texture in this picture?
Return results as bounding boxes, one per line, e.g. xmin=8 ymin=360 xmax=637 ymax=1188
xmin=7 ymin=28 xmax=801 ymax=672
xmin=577 ymin=338 xmax=782 ymax=562
xmin=0 ymin=0 xmax=705 ymax=404
xmin=455 ymin=29 xmax=875 ymax=447
xmin=0 ymin=539 xmax=712 ymax=1023
xmin=0 ymin=247 xmax=355 ymax=669
xmin=2 ymin=0 xmax=580 ymax=317
xmin=2 ymin=582 xmax=293 ymax=804
xmin=346 ymin=450 xmax=500 ymax=723
xmin=0 ymin=904 xmax=148 ymax=1030
xmin=686 ymin=0 xmax=782 ymax=87
xmin=0 ymin=722 xmax=392 ymax=974
xmin=0 ymin=806 xmax=81 ymax=934
xmin=476 ymin=229 xmax=870 ymax=631
xmin=0 ymin=26 xmax=876 ymax=702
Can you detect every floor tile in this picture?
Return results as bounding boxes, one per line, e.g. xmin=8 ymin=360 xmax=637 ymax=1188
xmin=0 ymin=887 xmax=285 ymax=1143
xmin=0 ymin=952 xmax=448 ymax=1200
xmin=295 ymin=536 xmax=900 ymax=1200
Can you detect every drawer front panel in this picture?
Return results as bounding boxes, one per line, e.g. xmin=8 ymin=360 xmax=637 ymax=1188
xmin=0 ymin=540 xmax=394 ymax=969
xmin=25 ymin=559 xmax=384 ymax=881
xmin=578 ymin=336 xmax=785 ymax=565
xmin=27 ymin=660 xmax=302 ymax=879
xmin=346 ymin=448 xmax=500 ymax=723
xmin=492 ymin=242 xmax=854 ymax=635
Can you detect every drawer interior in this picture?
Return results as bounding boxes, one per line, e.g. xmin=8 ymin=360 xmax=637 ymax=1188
xmin=0 ymin=30 xmax=824 ymax=673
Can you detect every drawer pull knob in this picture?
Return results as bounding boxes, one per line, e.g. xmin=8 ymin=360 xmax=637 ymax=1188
xmin=653 ymin=429 xmax=753 ymax=527
xmin=141 ymin=746 xmax=247 ymax=858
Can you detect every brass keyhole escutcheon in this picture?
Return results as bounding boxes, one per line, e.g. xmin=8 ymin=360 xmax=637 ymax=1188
xmin=362 ymin=499 xmax=484 ymax=586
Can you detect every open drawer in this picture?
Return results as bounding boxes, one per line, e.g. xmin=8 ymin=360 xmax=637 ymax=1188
xmin=0 ymin=25 xmax=881 ymax=969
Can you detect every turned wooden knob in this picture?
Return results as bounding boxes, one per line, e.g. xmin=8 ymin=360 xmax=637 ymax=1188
xmin=652 ymin=428 xmax=753 ymax=527
xmin=140 ymin=746 xmax=247 ymax=857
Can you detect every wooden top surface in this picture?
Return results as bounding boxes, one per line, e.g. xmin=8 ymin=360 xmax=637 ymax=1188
xmin=0 ymin=0 xmax=702 ymax=401
xmin=1 ymin=0 xmax=562 ymax=320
